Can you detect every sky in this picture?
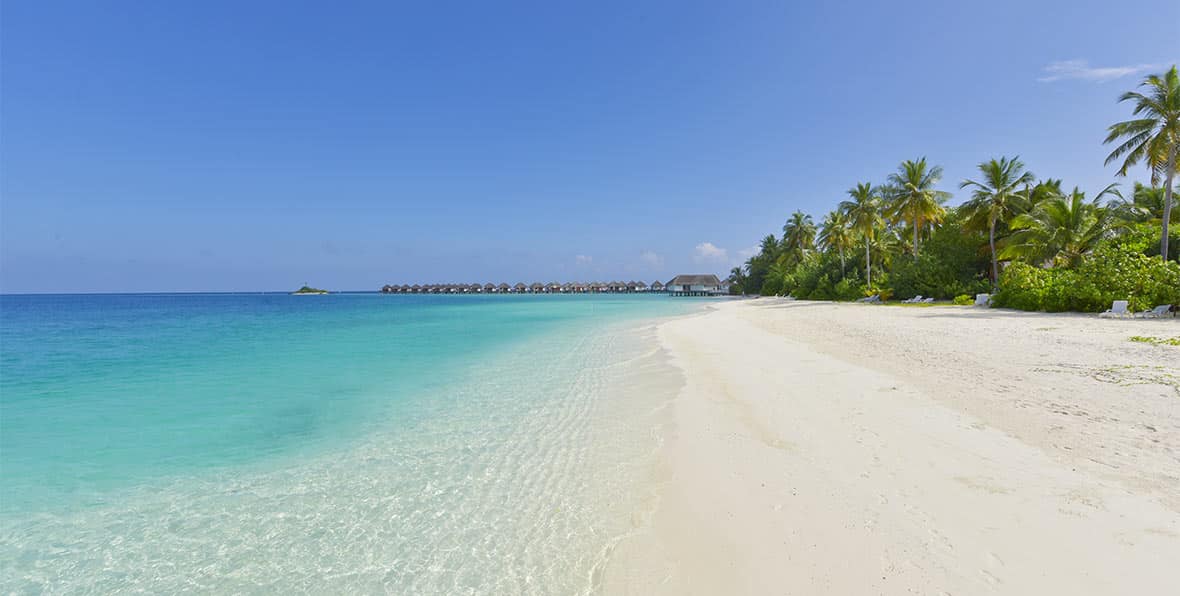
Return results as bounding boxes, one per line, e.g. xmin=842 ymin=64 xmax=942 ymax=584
xmin=2 ymin=0 xmax=1177 ymax=293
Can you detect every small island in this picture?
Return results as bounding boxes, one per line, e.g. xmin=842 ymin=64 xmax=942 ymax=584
xmin=291 ymin=285 xmax=329 ymax=295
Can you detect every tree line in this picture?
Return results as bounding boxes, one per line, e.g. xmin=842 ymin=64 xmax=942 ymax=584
xmin=728 ymin=66 xmax=1179 ymax=312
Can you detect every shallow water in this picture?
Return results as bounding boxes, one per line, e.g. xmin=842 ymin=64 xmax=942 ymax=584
xmin=0 ymin=293 xmax=700 ymax=593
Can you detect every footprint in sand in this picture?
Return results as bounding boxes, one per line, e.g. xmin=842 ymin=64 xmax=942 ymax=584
xmin=979 ymin=551 xmax=1005 ymax=585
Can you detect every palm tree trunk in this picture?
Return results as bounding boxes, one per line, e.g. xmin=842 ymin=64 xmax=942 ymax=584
xmin=912 ymin=214 xmax=920 ymax=261
xmin=989 ymin=216 xmax=998 ymax=288
xmin=1162 ymin=146 xmax=1177 ymax=262
xmin=865 ymin=241 xmax=871 ymax=286
xmin=839 ymin=248 xmax=845 ymax=278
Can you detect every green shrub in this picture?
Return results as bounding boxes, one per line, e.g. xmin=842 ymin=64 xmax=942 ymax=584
xmin=886 ymin=220 xmax=991 ymax=300
xmin=759 ymin=276 xmax=782 ymax=296
xmin=1108 ymin=222 xmax=1180 ymax=262
xmin=994 ymin=245 xmax=1180 ymax=312
xmin=952 ymin=294 xmax=973 ymax=305
xmin=834 ymin=275 xmax=865 ymax=301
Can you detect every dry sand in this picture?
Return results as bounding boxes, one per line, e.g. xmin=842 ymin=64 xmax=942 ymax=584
xmin=603 ymin=299 xmax=1180 ymax=595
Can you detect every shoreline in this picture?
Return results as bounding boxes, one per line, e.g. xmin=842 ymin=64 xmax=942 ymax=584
xmin=0 ymin=297 xmax=700 ymax=594
xmin=603 ymin=299 xmax=1180 ymax=594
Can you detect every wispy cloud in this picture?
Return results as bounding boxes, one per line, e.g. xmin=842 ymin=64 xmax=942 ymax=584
xmin=693 ymin=242 xmax=728 ymax=264
xmin=574 ymin=254 xmax=593 ymax=265
xmin=1037 ymin=59 xmax=1160 ymax=83
xmin=639 ymin=250 xmax=664 ymax=269
xmin=622 ymin=250 xmax=666 ymax=274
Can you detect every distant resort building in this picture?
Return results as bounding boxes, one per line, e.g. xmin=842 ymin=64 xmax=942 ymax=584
xmin=665 ymin=274 xmax=726 ymax=296
xmin=380 ymin=275 xmax=728 ymax=296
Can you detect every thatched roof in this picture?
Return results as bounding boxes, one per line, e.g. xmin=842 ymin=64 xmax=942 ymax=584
xmin=668 ymin=274 xmax=722 ymax=286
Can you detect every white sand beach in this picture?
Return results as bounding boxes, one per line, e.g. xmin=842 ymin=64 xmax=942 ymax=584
xmin=605 ymin=299 xmax=1180 ymax=594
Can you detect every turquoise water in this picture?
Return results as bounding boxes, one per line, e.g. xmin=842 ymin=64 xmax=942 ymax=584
xmin=0 ymin=293 xmax=701 ymax=593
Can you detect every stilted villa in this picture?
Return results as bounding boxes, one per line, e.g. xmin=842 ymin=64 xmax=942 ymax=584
xmin=664 ymin=274 xmax=726 ymax=296
xmin=380 ymin=276 xmax=728 ymax=296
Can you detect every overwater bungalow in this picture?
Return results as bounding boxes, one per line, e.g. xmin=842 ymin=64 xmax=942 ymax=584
xmin=382 ymin=276 xmax=727 ymax=296
xmin=666 ymin=274 xmax=724 ymax=296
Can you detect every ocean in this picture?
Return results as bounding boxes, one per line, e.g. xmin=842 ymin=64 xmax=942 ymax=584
xmin=0 ymin=292 xmax=703 ymax=593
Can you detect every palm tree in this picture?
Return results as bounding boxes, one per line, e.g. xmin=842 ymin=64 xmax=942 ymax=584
xmin=839 ymin=182 xmax=883 ymax=286
xmin=1001 ymin=185 xmax=1122 ymax=268
xmin=1104 ymin=65 xmax=1179 ymax=261
xmin=960 ymin=156 xmax=1036 ymax=286
xmin=781 ymin=210 xmax=817 ymax=263
xmin=758 ymin=234 xmax=779 ymax=259
xmin=817 ymin=209 xmax=854 ymax=277
xmin=726 ymin=266 xmax=746 ymax=295
xmin=885 ymin=158 xmax=951 ymax=260
xmin=767 ymin=261 xmax=790 ymax=296
xmin=1110 ymin=181 xmax=1180 ymax=225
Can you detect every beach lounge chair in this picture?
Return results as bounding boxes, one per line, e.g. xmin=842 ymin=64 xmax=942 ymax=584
xmin=922 ymin=297 xmax=934 ymax=303
xmin=857 ymin=294 xmax=881 ymax=303
xmin=1099 ymin=300 xmax=1131 ymax=318
xmin=902 ymin=295 xmax=923 ymax=303
xmin=1136 ymin=304 xmax=1174 ymax=319
xmin=974 ymin=293 xmax=991 ymax=307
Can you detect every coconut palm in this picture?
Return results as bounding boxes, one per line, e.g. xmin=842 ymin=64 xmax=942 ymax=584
xmin=839 ymin=182 xmax=884 ymax=286
xmin=960 ymin=156 xmax=1037 ymax=286
xmin=726 ymin=266 xmax=746 ymax=295
xmin=781 ymin=210 xmax=817 ymax=263
xmin=1104 ymin=65 xmax=1179 ymax=261
xmin=885 ymin=158 xmax=951 ymax=260
xmin=872 ymin=226 xmax=905 ymax=271
xmin=767 ymin=261 xmax=791 ymax=296
xmin=758 ymin=234 xmax=779 ymax=260
xmin=1110 ymin=181 xmax=1180 ymax=225
xmin=817 ymin=209 xmax=854 ymax=277
xmin=1000 ymin=185 xmax=1122 ymax=268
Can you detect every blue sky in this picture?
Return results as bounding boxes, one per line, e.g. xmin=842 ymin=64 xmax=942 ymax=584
xmin=2 ymin=0 xmax=1176 ymax=292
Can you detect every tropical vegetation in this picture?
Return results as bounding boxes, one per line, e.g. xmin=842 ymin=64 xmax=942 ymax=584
xmin=726 ymin=65 xmax=1180 ymax=313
